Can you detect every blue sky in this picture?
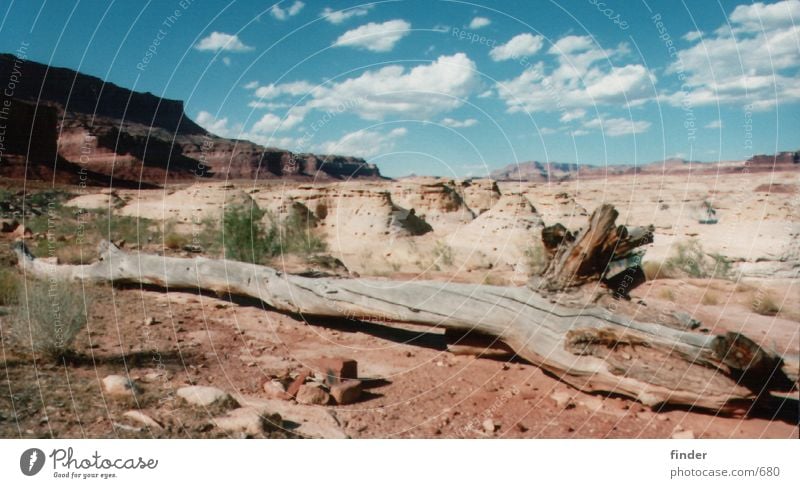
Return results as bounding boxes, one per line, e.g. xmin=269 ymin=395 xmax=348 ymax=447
xmin=1 ymin=0 xmax=798 ymax=177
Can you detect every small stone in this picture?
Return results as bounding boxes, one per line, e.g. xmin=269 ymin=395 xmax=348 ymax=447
xmin=177 ymin=385 xmax=238 ymax=409
xmin=482 ymin=418 xmax=497 ymax=433
xmin=329 ymin=380 xmax=361 ymax=405
xmin=213 ymin=408 xmax=282 ymax=436
xmin=123 ymin=411 xmax=162 ymax=430
xmin=313 ymin=357 xmax=358 ymax=383
xmin=144 ymin=317 xmax=157 ymax=326
xmin=286 ymin=369 xmax=311 ymax=398
xmin=102 ymin=375 xmax=140 ymax=397
xmin=550 ymin=391 xmax=575 ymax=409
xmin=656 ymin=414 xmax=669 ymax=421
xmin=263 ymin=380 xmax=290 ymax=400
xmin=0 ymin=219 xmax=19 ymax=233
xmin=295 ymin=385 xmax=330 ymax=405
xmin=671 ymin=429 xmax=695 ymax=439
xmin=580 ymin=397 xmax=604 ymax=412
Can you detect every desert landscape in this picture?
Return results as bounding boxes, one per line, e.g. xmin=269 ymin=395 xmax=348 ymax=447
xmin=1 ymin=4 xmax=799 ymax=441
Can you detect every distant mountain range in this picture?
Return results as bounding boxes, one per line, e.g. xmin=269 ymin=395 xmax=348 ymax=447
xmin=0 ymin=53 xmax=381 ymax=187
xmin=489 ymin=153 xmax=799 ymax=182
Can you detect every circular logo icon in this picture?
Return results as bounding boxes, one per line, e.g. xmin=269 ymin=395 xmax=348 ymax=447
xmin=20 ymin=448 xmax=45 ymax=476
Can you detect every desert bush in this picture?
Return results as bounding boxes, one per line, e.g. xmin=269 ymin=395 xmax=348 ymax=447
xmin=220 ymin=205 xmax=326 ymax=263
xmin=10 ymin=280 xmax=89 ymax=360
xmin=658 ymin=288 xmax=676 ymax=301
xmin=641 ymin=261 xmax=675 ymax=280
xmin=751 ymin=292 xmax=780 ymax=316
xmin=701 ymin=291 xmax=720 ymax=306
xmin=523 ymin=242 xmax=548 ymax=275
xmin=222 ymin=204 xmax=276 ymax=263
xmin=164 ymin=232 xmax=189 ymax=250
xmin=277 ymin=212 xmax=326 ymax=255
xmin=0 ymin=268 xmax=20 ymax=306
xmin=663 ymin=239 xmax=732 ymax=279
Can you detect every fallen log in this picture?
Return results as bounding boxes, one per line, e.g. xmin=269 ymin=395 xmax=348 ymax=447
xmin=13 ymin=239 xmax=791 ymax=413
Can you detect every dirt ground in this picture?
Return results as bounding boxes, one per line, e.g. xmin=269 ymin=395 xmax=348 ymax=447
xmin=1 ymin=281 xmax=796 ymax=439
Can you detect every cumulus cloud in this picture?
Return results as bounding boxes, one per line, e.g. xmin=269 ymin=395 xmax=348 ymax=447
xmin=559 ymin=109 xmax=586 ymax=123
xmin=490 ymin=33 xmax=544 ymax=61
xmin=321 ymin=5 xmax=372 ymax=24
xmin=705 ymin=119 xmax=723 ymax=129
xmin=317 ymin=127 xmax=407 ymax=157
xmin=253 ymin=80 xmax=316 ymax=99
xmin=270 ymin=1 xmax=304 ymax=21
xmin=583 ymin=117 xmax=651 ymax=137
xmin=334 ymin=19 xmax=411 ymax=52
xmin=682 ymin=30 xmax=703 ymax=42
xmin=666 ymin=0 xmax=800 ymax=110
xmin=251 ymin=107 xmax=307 ymax=133
xmin=243 ymin=81 xmax=259 ymax=90
xmin=469 ymin=16 xmax=491 ymax=29
xmin=440 ymin=117 xmax=478 ymax=128
xmin=195 ymin=32 xmax=254 ymax=52
xmin=496 ymin=35 xmax=654 ymax=112
xmin=305 ymin=53 xmax=478 ymax=120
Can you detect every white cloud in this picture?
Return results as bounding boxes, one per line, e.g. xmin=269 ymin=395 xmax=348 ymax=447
xmin=195 ymin=32 xmax=254 ymax=52
xmin=667 ymin=0 xmax=800 ymax=109
xmin=584 ymin=117 xmax=651 ymax=137
xmin=251 ymin=107 xmax=307 ymax=133
xmin=243 ymin=81 xmax=259 ymax=90
xmin=196 ymin=111 xmax=244 ymax=138
xmin=254 ymin=80 xmax=316 ymax=99
xmin=334 ymin=19 xmax=411 ymax=52
xmin=317 ymin=127 xmax=407 ymax=157
xmin=490 ymin=33 xmax=544 ymax=61
xmin=559 ymin=109 xmax=586 ymax=123
xmin=469 ymin=17 xmax=491 ymax=29
xmin=321 ymin=5 xmax=372 ymax=24
xmin=682 ymin=30 xmax=702 ymax=42
xmin=248 ymin=101 xmax=290 ymax=110
xmin=497 ymin=36 xmax=654 ymax=112
xmin=729 ymin=0 xmax=800 ymax=32
xmin=270 ymin=1 xmax=305 ymax=21
xmin=705 ymin=119 xmax=723 ymax=129
xmin=477 ymin=89 xmax=493 ymax=98
xmin=305 ymin=53 xmax=478 ymax=120
xmin=222 ymin=57 xmax=231 ymax=66
xmin=440 ymin=117 xmax=478 ymax=128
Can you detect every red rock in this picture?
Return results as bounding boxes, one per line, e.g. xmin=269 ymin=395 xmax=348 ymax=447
xmin=313 ymin=357 xmax=358 ymax=383
xmin=263 ymin=380 xmax=290 ymax=400
xmin=329 ymin=380 xmax=362 ymax=405
xmin=295 ymin=385 xmax=330 ymax=406
xmin=286 ymin=369 xmax=311 ymax=398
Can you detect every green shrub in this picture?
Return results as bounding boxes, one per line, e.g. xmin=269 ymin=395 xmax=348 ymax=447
xmin=220 ymin=204 xmax=327 ymax=263
xmin=664 ymin=239 xmax=732 ymax=279
xmin=10 ymin=280 xmax=89 ymax=360
xmin=0 ymin=268 xmax=20 ymax=306
xmin=222 ymin=204 xmax=275 ymax=263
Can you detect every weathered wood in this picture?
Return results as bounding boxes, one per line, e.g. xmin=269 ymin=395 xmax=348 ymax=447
xmin=541 ymin=204 xmax=654 ymax=290
xmin=13 ymin=240 xmax=789 ymax=413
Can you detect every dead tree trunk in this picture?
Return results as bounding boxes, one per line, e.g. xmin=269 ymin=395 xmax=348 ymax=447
xmin=541 ymin=204 xmax=653 ymax=291
xmin=13 ymin=239 xmax=791 ymax=413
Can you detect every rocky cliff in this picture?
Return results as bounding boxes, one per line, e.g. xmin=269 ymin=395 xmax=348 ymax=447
xmin=0 ymin=54 xmax=382 ymax=186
